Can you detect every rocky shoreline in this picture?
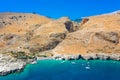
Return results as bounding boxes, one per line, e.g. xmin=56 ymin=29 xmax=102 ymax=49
xmin=1 ymin=11 xmax=120 ymax=76
xmin=0 ymin=53 xmax=37 ymax=76
xmin=53 ymin=53 xmax=120 ymax=61
xmin=1 ymin=53 xmax=120 ymax=76
xmin=0 ymin=61 xmax=26 ymax=76
xmin=0 ymin=54 xmax=26 ymax=76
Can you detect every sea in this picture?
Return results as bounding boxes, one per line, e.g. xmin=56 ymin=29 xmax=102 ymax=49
xmin=0 ymin=59 xmax=120 ymax=80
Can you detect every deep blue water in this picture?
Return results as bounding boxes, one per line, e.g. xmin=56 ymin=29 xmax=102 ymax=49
xmin=0 ymin=60 xmax=120 ymax=80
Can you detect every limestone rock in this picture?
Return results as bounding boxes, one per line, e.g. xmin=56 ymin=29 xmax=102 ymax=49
xmin=1 ymin=11 xmax=120 ymax=75
xmin=0 ymin=54 xmax=26 ymax=76
xmin=52 ymin=12 xmax=120 ymax=59
xmin=64 ymin=21 xmax=80 ymax=32
xmin=0 ymin=13 xmax=69 ymax=55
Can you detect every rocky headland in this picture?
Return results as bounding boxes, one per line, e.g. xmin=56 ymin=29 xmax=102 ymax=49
xmin=0 ymin=11 xmax=120 ymax=75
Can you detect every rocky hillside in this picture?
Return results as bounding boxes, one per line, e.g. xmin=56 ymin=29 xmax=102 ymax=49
xmin=53 ymin=11 xmax=120 ymax=60
xmin=1 ymin=12 xmax=120 ymax=60
xmin=1 ymin=11 xmax=120 ymax=75
xmin=1 ymin=11 xmax=120 ymax=60
xmin=0 ymin=12 xmax=80 ymax=59
xmin=0 ymin=12 xmax=81 ymax=75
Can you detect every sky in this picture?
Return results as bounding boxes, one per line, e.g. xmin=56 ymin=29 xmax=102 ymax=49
xmin=0 ymin=0 xmax=120 ymax=19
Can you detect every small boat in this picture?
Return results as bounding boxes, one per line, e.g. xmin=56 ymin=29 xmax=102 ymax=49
xmin=61 ymin=61 xmax=65 ymax=63
xmin=71 ymin=61 xmax=76 ymax=64
xmin=113 ymin=61 xmax=116 ymax=63
xmin=85 ymin=66 xmax=90 ymax=69
xmin=82 ymin=64 xmax=84 ymax=66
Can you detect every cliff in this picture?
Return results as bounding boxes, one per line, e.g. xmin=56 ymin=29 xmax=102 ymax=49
xmin=0 ymin=11 xmax=120 ymax=75
xmin=53 ymin=11 xmax=120 ymax=60
xmin=0 ymin=12 xmax=80 ymax=75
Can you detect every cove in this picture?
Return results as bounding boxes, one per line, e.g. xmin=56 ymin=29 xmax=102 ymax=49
xmin=0 ymin=60 xmax=120 ymax=80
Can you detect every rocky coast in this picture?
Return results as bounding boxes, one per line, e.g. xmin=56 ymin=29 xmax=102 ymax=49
xmin=1 ymin=11 xmax=120 ymax=75
xmin=0 ymin=54 xmax=26 ymax=76
xmin=53 ymin=53 xmax=120 ymax=61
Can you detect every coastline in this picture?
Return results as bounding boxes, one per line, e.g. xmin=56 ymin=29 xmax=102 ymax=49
xmin=53 ymin=53 xmax=120 ymax=61
xmin=0 ymin=11 xmax=120 ymax=76
xmin=1 ymin=53 xmax=120 ymax=76
xmin=1 ymin=58 xmax=120 ymax=80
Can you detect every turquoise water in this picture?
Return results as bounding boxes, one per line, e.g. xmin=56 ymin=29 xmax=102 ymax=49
xmin=0 ymin=60 xmax=120 ymax=80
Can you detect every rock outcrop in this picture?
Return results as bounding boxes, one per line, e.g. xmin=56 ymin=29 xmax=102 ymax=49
xmin=0 ymin=12 xmax=80 ymax=75
xmin=0 ymin=54 xmax=26 ymax=76
xmin=52 ymin=11 xmax=120 ymax=60
xmin=0 ymin=13 xmax=70 ymax=54
xmin=1 ymin=11 xmax=120 ymax=75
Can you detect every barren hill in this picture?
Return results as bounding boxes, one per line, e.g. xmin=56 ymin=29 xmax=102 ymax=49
xmin=1 ymin=11 xmax=120 ymax=75
xmin=1 ymin=12 xmax=120 ymax=60
xmin=53 ymin=11 xmax=120 ymax=60
xmin=0 ymin=12 xmax=79 ymax=58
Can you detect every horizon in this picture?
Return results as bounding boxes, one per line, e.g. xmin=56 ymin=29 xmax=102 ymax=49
xmin=0 ymin=0 xmax=120 ymax=19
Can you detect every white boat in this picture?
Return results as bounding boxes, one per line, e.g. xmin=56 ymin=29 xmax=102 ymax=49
xmin=61 ymin=61 xmax=65 ymax=63
xmin=85 ymin=66 xmax=90 ymax=69
xmin=71 ymin=61 xmax=76 ymax=64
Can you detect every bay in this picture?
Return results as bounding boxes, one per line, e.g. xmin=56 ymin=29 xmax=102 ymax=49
xmin=0 ymin=60 xmax=120 ymax=80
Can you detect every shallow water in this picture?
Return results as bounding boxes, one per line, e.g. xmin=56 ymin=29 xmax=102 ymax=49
xmin=0 ymin=60 xmax=120 ymax=80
